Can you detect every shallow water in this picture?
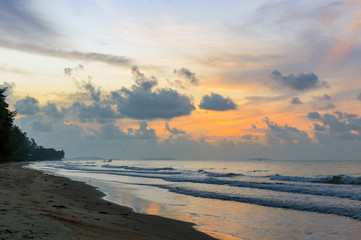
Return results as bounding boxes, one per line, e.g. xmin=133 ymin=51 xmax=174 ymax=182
xmin=29 ymin=159 xmax=361 ymax=240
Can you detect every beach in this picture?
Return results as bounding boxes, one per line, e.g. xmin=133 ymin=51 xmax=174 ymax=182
xmin=29 ymin=159 xmax=361 ymax=240
xmin=0 ymin=162 xmax=217 ymax=240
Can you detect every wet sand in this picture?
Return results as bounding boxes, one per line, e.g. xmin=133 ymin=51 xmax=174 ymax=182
xmin=0 ymin=162 xmax=218 ymax=240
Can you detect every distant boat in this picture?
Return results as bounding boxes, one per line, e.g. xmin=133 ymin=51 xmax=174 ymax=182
xmin=247 ymin=158 xmax=271 ymax=161
xmin=103 ymin=159 xmax=112 ymax=162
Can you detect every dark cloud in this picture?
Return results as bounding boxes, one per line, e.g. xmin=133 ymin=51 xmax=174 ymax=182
xmin=99 ymin=122 xmax=157 ymax=140
xmin=165 ymin=122 xmax=186 ymax=135
xmin=357 ymin=93 xmax=361 ymax=102
xmin=64 ymin=65 xmax=101 ymax=102
xmin=264 ymin=117 xmax=310 ymax=144
xmin=290 ymin=97 xmax=302 ymax=104
xmin=112 ymin=67 xmax=195 ymax=119
xmin=64 ymin=64 xmax=84 ymax=78
xmin=174 ymin=68 xmax=199 ymax=85
xmin=312 ymin=94 xmax=335 ymax=110
xmin=132 ymin=66 xmax=158 ymax=91
xmin=114 ymin=89 xmax=195 ymax=119
xmin=131 ymin=121 xmax=157 ymax=139
xmin=307 ymin=112 xmax=321 ymax=119
xmin=65 ymin=50 xmax=130 ymax=67
xmin=0 ymin=40 xmax=131 ymax=67
xmin=14 ymin=96 xmax=40 ymax=115
xmin=0 ymin=82 xmax=15 ymax=94
xmin=0 ymin=2 xmax=131 ymax=67
xmin=270 ymin=70 xmax=328 ymax=90
xmin=82 ymin=81 xmax=101 ymax=102
xmin=241 ymin=134 xmax=259 ymax=141
xmin=316 ymin=94 xmax=331 ymax=100
xmin=199 ymin=93 xmax=237 ymax=111
xmin=166 ymin=79 xmax=186 ymax=89
xmin=67 ymin=102 xmax=119 ymax=123
xmin=219 ymin=138 xmax=236 ymax=147
xmin=31 ymin=120 xmax=53 ymax=132
xmin=57 ymin=67 xmax=195 ymax=122
xmin=308 ymin=111 xmax=361 ymax=142
xmin=41 ymin=102 xmax=64 ymax=119
xmin=0 ymin=0 xmax=55 ymax=41
xmin=319 ymin=103 xmax=335 ymax=110
xmin=314 ymin=123 xmax=326 ymax=132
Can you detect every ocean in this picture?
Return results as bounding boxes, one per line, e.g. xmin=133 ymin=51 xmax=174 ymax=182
xmin=28 ymin=159 xmax=361 ymax=240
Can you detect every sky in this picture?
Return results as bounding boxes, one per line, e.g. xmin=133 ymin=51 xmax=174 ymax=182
xmin=1 ymin=0 xmax=361 ymax=160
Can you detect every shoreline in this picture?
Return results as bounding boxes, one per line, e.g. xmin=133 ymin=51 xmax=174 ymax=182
xmin=0 ymin=162 xmax=218 ymax=240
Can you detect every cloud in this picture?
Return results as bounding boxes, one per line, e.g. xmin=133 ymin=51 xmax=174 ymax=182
xmin=31 ymin=120 xmax=53 ymax=132
xmin=0 ymin=40 xmax=132 ymax=67
xmin=99 ymin=121 xmax=157 ymax=140
xmin=270 ymin=70 xmax=328 ymax=90
xmin=0 ymin=82 xmax=15 ymax=94
xmin=243 ymin=95 xmax=287 ymax=105
xmin=312 ymin=94 xmax=335 ymax=110
xmin=80 ymin=81 xmax=101 ymax=102
xmin=0 ymin=2 xmax=131 ymax=67
xmin=241 ymin=134 xmax=259 ymax=142
xmin=67 ymin=102 xmax=119 ymax=123
xmin=64 ymin=64 xmax=84 ymax=78
xmin=264 ymin=117 xmax=310 ymax=145
xmin=41 ymin=102 xmax=65 ymax=119
xmin=14 ymin=96 xmax=40 ymax=115
xmin=357 ymin=93 xmax=361 ymax=101
xmin=165 ymin=122 xmax=186 ymax=135
xmin=111 ymin=67 xmax=195 ymax=119
xmin=174 ymin=68 xmax=199 ymax=85
xmin=61 ymin=67 xmax=195 ymax=121
xmin=113 ymin=89 xmax=195 ymax=120
xmin=290 ymin=97 xmax=302 ymax=104
xmin=308 ymin=111 xmax=361 ymax=142
xmin=318 ymin=103 xmax=335 ymax=110
xmin=131 ymin=66 xmax=158 ymax=91
xmin=0 ymin=0 xmax=55 ymax=42
xmin=64 ymin=65 xmax=102 ymax=102
xmin=46 ymin=66 xmax=196 ymax=122
xmin=167 ymin=79 xmax=186 ymax=89
xmin=314 ymin=94 xmax=331 ymax=100
xmin=199 ymin=93 xmax=237 ymax=111
xmin=307 ymin=112 xmax=321 ymax=119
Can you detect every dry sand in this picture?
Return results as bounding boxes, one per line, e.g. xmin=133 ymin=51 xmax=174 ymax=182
xmin=0 ymin=162 xmax=218 ymax=240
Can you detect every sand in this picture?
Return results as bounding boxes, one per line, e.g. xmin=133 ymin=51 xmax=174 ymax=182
xmin=0 ymin=162 xmax=218 ymax=240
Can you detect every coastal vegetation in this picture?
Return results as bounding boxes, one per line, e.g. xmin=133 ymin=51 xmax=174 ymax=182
xmin=0 ymin=87 xmax=64 ymax=162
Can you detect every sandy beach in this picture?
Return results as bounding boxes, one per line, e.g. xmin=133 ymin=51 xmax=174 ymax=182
xmin=0 ymin=162 xmax=217 ymax=240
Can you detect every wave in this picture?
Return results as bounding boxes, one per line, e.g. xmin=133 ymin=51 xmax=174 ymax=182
xmin=247 ymin=170 xmax=270 ymax=173
xmin=198 ymin=169 xmax=243 ymax=178
xmin=270 ymin=174 xmax=361 ymax=185
xmin=48 ymin=162 xmax=361 ymax=201
xmin=97 ymin=178 xmax=361 ymax=221
xmin=102 ymin=164 xmax=175 ymax=172
xmin=163 ymin=186 xmax=361 ymax=221
xmin=36 ymin=161 xmax=361 ymax=220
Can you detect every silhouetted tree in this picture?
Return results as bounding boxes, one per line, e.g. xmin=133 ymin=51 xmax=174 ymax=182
xmin=0 ymin=87 xmax=65 ymax=161
xmin=9 ymin=126 xmax=30 ymax=159
xmin=0 ymin=87 xmax=16 ymax=161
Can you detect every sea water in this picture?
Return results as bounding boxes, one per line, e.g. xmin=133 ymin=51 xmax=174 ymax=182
xmin=29 ymin=159 xmax=361 ymax=240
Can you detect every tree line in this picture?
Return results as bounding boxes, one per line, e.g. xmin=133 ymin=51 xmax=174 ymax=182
xmin=0 ymin=87 xmax=64 ymax=162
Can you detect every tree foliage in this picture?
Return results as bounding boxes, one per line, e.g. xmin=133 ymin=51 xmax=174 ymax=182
xmin=0 ymin=87 xmax=15 ymax=160
xmin=0 ymin=87 xmax=64 ymax=162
